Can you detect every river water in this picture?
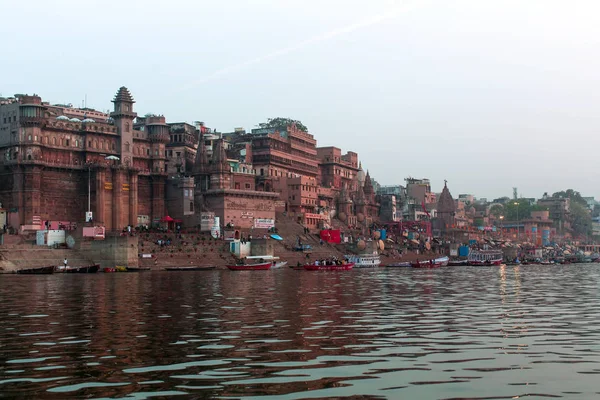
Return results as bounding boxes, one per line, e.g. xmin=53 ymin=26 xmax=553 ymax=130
xmin=1 ymin=265 xmax=600 ymax=399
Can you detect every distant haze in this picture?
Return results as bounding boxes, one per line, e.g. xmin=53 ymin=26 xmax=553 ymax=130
xmin=3 ymin=0 xmax=599 ymax=199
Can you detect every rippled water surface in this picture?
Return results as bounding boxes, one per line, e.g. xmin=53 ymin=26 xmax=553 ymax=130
xmin=1 ymin=265 xmax=600 ymax=399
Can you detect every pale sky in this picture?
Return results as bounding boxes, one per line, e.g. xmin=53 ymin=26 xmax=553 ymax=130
xmin=3 ymin=0 xmax=599 ymax=200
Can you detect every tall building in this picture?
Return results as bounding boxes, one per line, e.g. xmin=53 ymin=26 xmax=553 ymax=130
xmin=316 ymin=146 xmax=359 ymax=192
xmin=0 ymin=88 xmax=168 ymax=231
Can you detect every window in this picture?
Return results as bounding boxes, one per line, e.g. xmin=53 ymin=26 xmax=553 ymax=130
xmin=52 ymin=137 xmax=57 ymax=145
xmin=28 ymin=135 xmax=31 ymax=141
xmin=125 ymin=142 xmax=130 ymax=152
xmin=34 ymin=135 xmax=37 ymax=142
xmin=125 ymin=122 xmax=130 ymax=132
xmin=124 ymin=105 xmax=129 ymax=112
xmin=65 ymin=139 xmax=70 ymax=146
xmin=190 ymin=202 xmax=194 ymax=212
xmin=75 ymin=140 xmax=79 ymax=147
xmin=147 ymin=149 xmax=150 ymax=156
xmin=245 ymin=183 xmax=251 ymax=189
xmin=155 ymin=149 xmax=158 ymax=156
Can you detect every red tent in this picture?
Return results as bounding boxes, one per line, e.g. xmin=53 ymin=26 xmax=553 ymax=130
xmin=160 ymin=215 xmax=174 ymax=222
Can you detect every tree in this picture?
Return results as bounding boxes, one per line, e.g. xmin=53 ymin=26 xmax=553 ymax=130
xmin=504 ymin=200 xmax=547 ymax=221
xmin=552 ymin=189 xmax=587 ymax=207
xmin=570 ymin=202 xmax=592 ymax=236
xmin=489 ymin=204 xmax=504 ymax=218
xmin=257 ymin=118 xmax=308 ymax=132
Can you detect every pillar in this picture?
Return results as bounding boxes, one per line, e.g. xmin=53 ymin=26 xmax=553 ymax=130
xmin=151 ymin=178 xmax=165 ymax=223
xmin=112 ymin=169 xmax=124 ymax=231
xmin=95 ymin=168 xmax=106 ymax=227
xmin=129 ymin=172 xmax=138 ymax=226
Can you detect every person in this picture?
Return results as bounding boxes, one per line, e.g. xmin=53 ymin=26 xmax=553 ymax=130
xmin=63 ymin=258 xmax=68 ymax=268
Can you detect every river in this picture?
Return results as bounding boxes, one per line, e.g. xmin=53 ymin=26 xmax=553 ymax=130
xmin=1 ymin=265 xmax=599 ymax=399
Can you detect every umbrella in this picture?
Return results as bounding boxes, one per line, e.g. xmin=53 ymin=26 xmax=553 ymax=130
xmin=105 ymin=155 xmax=120 ymax=160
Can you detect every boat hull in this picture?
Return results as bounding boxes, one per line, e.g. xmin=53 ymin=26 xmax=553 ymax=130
xmin=412 ymin=256 xmax=449 ymax=268
xmin=16 ymin=266 xmax=55 ymax=275
xmin=386 ymin=262 xmax=412 ymax=267
xmin=64 ymin=264 xmax=100 ymax=273
xmin=165 ymin=266 xmax=216 ymax=271
xmin=227 ymin=262 xmax=272 ymax=271
xmin=303 ymin=262 xmax=354 ymax=271
xmin=469 ymin=260 xmax=503 ymax=266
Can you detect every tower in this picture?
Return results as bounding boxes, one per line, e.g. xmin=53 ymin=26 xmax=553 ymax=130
xmin=210 ymin=139 xmax=232 ymax=190
xmin=110 ymin=87 xmax=137 ymax=167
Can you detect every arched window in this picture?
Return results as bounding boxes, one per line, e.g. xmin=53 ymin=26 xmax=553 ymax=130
xmin=112 ymin=142 xmax=115 ymax=150
xmin=52 ymin=137 xmax=56 ymax=145
xmin=125 ymin=122 xmax=130 ymax=132
xmin=93 ymin=140 xmax=98 ymax=149
xmin=125 ymin=142 xmax=130 ymax=152
xmin=190 ymin=202 xmax=194 ymax=212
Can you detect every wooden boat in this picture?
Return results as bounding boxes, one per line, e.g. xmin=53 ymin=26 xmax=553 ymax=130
xmin=345 ymin=254 xmax=381 ymax=268
xmin=165 ymin=266 xmax=216 ymax=271
xmin=227 ymin=261 xmax=272 ymax=271
xmin=64 ymin=264 xmax=100 ymax=273
xmin=115 ymin=266 xmax=127 ymax=272
xmin=303 ymin=262 xmax=354 ymax=271
xmin=386 ymin=261 xmax=412 ymax=267
xmin=447 ymin=259 xmax=469 ymax=267
xmin=412 ymin=256 xmax=449 ymax=268
xmin=103 ymin=267 xmax=117 ymax=273
xmin=271 ymin=261 xmax=288 ymax=269
xmin=468 ymin=249 xmax=503 ymax=266
xmin=16 ymin=266 xmax=55 ymax=275
xmin=125 ymin=266 xmax=151 ymax=272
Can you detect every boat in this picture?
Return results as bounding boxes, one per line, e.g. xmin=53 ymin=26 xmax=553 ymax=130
xmin=165 ymin=266 xmax=217 ymax=271
xmin=227 ymin=255 xmax=275 ymax=271
xmin=303 ymin=262 xmax=354 ymax=271
xmin=386 ymin=261 xmax=412 ymax=267
xmin=64 ymin=264 xmax=100 ymax=273
xmin=16 ymin=266 xmax=55 ymax=275
xmin=412 ymin=256 xmax=449 ymax=268
xmin=271 ymin=261 xmax=288 ymax=269
xmin=115 ymin=266 xmax=127 ymax=272
xmin=468 ymin=249 xmax=503 ymax=266
xmin=345 ymin=254 xmax=381 ymax=268
xmin=447 ymin=259 xmax=469 ymax=267
xmin=125 ymin=266 xmax=151 ymax=272
xmin=103 ymin=267 xmax=116 ymax=273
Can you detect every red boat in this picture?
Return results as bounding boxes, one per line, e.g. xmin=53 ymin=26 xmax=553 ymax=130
xmin=227 ymin=261 xmax=272 ymax=271
xmin=103 ymin=267 xmax=116 ymax=273
xmin=412 ymin=256 xmax=449 ymax=268
xmin=303 ymin=262 xmax=354 ymax=271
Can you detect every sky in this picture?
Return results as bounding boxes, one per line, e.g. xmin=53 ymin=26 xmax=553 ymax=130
xmin=2 ymin=0 xmax=600 ymax=200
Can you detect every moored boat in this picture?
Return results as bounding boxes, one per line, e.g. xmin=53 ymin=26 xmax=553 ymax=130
xmin=165 ymin=266 xmax=217 ymax=271
xmin=386 ymin=261 xmax=412 ymax=267
xmin=447 ymin=259 xmax=469 ymax=267
xmin=61 ymin=264 xmax=100 ymax=273
xmin=468 ymin=249 xmax=503 ymax=266
xmin=16 ymin=266 xmax=55 ymax=275
xmin=345 ymin=254 xmax=381 ymax=268
xmin=303 ymin=262 xmax=354 ymax=271
xmin=412 ymin=256 xmax=449 ymax=268
xmin=126 ymin=266 xmax=151 ymax=272
xmin=103 ymin=267 xmax=117 ymax=273
xmin=227 ymin=261 xmax=272 ymax=271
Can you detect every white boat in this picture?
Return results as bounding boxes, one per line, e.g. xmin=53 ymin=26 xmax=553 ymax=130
xmin=344 ymin=254 xmax=381 ymax=268
xmin=244 ymin=255 xmax=287 ymax=269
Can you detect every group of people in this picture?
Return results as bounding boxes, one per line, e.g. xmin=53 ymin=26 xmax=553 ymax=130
xmin=313 ymin=257 xmax=348 ymax=266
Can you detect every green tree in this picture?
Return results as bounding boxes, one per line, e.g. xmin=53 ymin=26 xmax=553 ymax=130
xmin=570 ymin=202 xmax=592 ymax=236
xmin=489 ymin=204 xmax=504 ymax=218
xmin=258 ymin=117 xmax=308 ymax=132
xmin=552 ymin=189 xmax=587 ymax=207
xmin=504 ymin=200 xmax=547 ymax=221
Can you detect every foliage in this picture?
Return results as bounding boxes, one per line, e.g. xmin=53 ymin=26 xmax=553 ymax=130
xmin=258 ymin=118 xmax=308 ymax=132
xmin=570 ymin=202 xmax=592 ymax=236
xmin=552 ymin=189 xmax=587 ymax=207
xmin=503 ymin=200 xmax=548 ymax=221
xmin=489 ymin=204 xmax=504 ymax=218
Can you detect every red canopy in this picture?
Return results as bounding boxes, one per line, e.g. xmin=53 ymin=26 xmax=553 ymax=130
xmin=160 ymin=215 xmax=174 ymax=222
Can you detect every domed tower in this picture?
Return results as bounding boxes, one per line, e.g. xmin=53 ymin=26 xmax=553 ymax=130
xmin=437 ymin=180 xmax=456 ymax=233
xmin=110 ymin=87 xmax=137 ymax=167
xmin=145 ymin=115 xmax=170 ymax=173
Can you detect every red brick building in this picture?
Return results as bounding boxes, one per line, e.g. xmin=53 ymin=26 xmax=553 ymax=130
xmin=0 ymin=88 xmax=168 ymax=232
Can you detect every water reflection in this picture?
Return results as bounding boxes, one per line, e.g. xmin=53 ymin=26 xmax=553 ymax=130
xmin=1 ymin=265 xmax=600 ymax=398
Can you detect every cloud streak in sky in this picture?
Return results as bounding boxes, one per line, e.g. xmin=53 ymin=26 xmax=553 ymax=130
xmin=175 ymin=2 xmax=418 ymax=92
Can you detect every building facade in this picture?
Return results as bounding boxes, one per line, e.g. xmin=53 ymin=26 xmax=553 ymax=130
xmin=0 ymin=88 xmax=168 ymax=232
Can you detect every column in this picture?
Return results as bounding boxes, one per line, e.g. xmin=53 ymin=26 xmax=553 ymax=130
xmin=112 ymin=169 xmax=123 ymax=232
xmin=129 ymin=172 xmax=138 ymax=226
xmin=151 ymin=178 xmax=165 ymax=223
xmin=95 ymin=168 xmax=106 ymax=226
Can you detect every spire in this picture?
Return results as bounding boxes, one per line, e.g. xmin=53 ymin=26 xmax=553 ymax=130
xmin=112 ymin=86 xmax=135 ymax=103
xmin=437 ymin=179 xmax=456 ymax=213
xmin=192 ymin=133 xmax=209 ymax=175
xmin=363 ymin=170 xmax=374 ymax=196
xmin=212 ymin=139 xmax=230 ymax=173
